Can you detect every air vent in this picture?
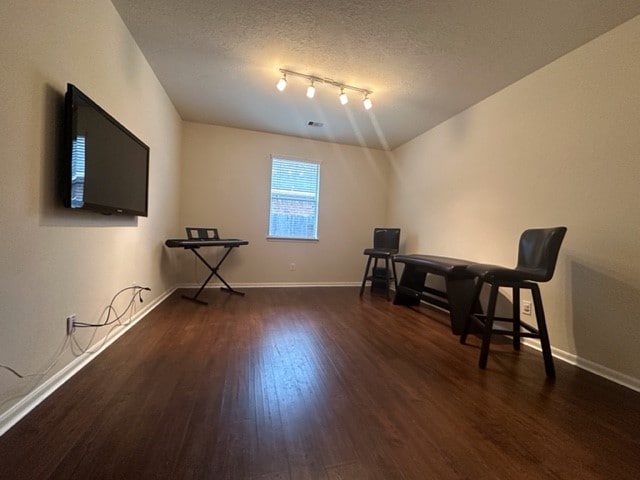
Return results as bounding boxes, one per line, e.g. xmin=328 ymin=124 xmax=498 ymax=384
xmin=307 ymin=121 xmax=324 ymax=127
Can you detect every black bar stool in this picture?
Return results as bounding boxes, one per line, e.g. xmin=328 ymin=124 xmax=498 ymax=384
xmin=359 ymin=228 xmax=401 ymax=300
xmin=460 ymin=226 xmax=567 ymax=377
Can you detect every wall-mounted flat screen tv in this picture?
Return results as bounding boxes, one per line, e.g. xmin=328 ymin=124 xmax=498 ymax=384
xmin=62 ymin=83 xmax=149 ymax=216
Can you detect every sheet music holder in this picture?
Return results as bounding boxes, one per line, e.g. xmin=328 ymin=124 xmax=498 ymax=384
xmin=185 ymin=227 xmax=219 ymax=241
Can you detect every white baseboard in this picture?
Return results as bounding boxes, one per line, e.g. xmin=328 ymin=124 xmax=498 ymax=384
xmin=522 ymin=339 xmax=640 ymax=392
xmin=415 ymin=299 xmax=640 ymax=393
xmin=0 ymin=287 xmax=175 ymax=437
xmin=178 ymin=281 xmax=361 ymax=288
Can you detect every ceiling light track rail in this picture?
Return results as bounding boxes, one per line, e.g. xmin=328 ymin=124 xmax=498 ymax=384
xmin=279 ymin=69 xmax=372 ymax=96
xmin=276 ymin=68 xmax=373 ymax=110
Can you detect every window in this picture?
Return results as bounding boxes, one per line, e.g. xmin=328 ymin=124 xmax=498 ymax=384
xmin=268 ymin=157 xmax=320 ymax=240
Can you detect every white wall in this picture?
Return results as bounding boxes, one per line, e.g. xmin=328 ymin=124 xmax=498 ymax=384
xmin=177 ymin=123 xmax=391 ymax=285
xmin=0 ymin=1 xmax=182 ymax=420
xmin=389 ymin=16 xmax=640 ymax=382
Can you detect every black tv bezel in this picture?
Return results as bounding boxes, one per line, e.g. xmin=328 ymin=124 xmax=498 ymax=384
xmin=62 ymin=83 xmax=150 ymax=217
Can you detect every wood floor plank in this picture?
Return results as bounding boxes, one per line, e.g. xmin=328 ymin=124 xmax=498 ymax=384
xmin=1 ymin=287 xmax=640 ymax=479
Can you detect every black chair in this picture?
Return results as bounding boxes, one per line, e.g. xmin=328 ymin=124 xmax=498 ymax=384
xmin=460 ymin=227 xmax=567 ymax=377
xmin=359 ymin=228 xmax=401 ymax=299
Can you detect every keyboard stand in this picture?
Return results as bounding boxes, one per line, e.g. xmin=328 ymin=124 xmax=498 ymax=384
xmin=165 ymin=238 xmax=249 ymax=305
xmin=186 ymin=245 xmax=244 ymax=305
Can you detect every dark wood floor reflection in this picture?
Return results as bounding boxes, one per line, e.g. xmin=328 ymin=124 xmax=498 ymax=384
xmin=2 ymin=287 xmax=640 ymax=479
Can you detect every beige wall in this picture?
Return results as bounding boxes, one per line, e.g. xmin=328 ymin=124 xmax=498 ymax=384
xmin=389 ymin=16 xmax=640 ymax=381
xmin=0 ymin=1 xmax=182 ymax=420
xmin=2 ymin=1 xmax=637 ymax=429
xmin=177 ymin=123 xmax=390 ymax=285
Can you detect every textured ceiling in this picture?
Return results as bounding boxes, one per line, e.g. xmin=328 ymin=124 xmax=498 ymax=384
xmin=111 ymin=1 xmax=640 ymax=150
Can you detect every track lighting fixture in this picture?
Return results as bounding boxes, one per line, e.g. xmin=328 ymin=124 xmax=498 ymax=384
xmin=306 ymin=81 xmax=316 ymax=99
xmin=363 ymin=93 xmax=372 ymax=110
xmin=275 ymin=68 xmax=372 ymax=110
xmin=339 ymin=88 xmax=348 ymax=105
xmin=276 ymin=73 xmax=287 ymax=92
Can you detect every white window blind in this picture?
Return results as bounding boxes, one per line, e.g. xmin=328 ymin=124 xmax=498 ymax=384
xmin=268 ymin=157 xmax=320 ymax=240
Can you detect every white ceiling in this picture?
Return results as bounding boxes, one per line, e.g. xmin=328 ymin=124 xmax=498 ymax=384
xmin=111 ymin=1 xmax=640 ymax=150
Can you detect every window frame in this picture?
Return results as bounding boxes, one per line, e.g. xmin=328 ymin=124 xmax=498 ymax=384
xmin=267 ymin=155 xmax=321 ymax=241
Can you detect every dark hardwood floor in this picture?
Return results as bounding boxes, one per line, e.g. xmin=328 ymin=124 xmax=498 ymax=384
xmin=1 ymin=287 xmax=640 ymax=479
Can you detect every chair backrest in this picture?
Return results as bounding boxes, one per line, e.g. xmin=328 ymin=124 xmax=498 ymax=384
xmin=373 ymin=228 xmax=401 ymax=251
xmin=516 ymin=226 xmax=567 ymax=282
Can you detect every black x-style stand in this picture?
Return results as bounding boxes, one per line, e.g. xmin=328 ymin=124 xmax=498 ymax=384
xmin=186 ymin=245 xmax=244 ymax=304
xmin=165 ymin=237 xmax=249 ymax=305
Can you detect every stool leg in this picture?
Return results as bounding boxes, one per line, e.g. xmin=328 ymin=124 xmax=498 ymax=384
xmin=391 ymin=258 xmax=398 ymax=292
xmin=479 ymin=283 xmax=499 ymax=369
xmin=370 ymin=258 xmax=380 ymax=293
xmin=512 ymin=287 xmax=521 ymax=351
xmin=359 ymin=255 xmax=373 ymax=297
xmin=532 ymin=284 xmax=555 ymax=378
xmin=384 ymin=257 xmax=391 ymax=300
xmin=460 ymin=278 xmax=484 ymax=345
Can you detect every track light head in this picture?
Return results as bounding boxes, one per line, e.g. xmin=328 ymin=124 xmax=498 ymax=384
xmin=306 ymin=81 xmax=316 ymax=99
xmin=276 ymin=74 xmax=287 ymax=92
xmin=339 ymin=88 xmax=348 ymax=105
xmin=363 ymin=94 xmax=373 ymax=110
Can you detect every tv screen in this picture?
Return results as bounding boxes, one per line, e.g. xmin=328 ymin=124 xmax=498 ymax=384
xmin=63 ymin=84 xmax=149 ymax=216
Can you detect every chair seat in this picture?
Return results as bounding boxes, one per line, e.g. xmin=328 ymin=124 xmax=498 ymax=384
xmin=363 ymin=248 xmax=398 ymax=257
xmin=466 ymin=263 xmax=550 ymax=283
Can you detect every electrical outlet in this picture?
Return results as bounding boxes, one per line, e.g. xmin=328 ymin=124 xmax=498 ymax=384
xmin=66 ymin=314 xmax=76 ymax=335
xmin=289 ymin=263 xmax=296 ymax=271
xmin=522 ymin=300 xmax=532 ymax=316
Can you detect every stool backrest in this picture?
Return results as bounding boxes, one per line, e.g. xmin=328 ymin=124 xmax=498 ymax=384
xmin=516 ymin=226 xmax=567 ymax=282
xmin=373 ymin=228 xmax=401 ymax=252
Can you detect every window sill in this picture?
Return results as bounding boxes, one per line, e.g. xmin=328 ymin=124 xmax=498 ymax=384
xmin=267 ymin=236 xmax=319 ymax=242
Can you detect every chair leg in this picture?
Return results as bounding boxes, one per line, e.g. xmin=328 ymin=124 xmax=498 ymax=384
xmin=370 ymin=258 xmax=380 ymax=293
xmin=359 ymin=255 xmax=373 ymax=297
xmin=532 ymin=284 xmax=555 ymax=378
xmin=479 ymin=284 xmax=499 ymax=369
xmin=460 ymin=278 xmax=484 ymax=345
xmin=391 ymin=258 xmax=398 ymax=292
xmin=384 ymin=257 xmax=391 ymax=300
xmin=512 ymin=287 xmax=521 ymax=351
